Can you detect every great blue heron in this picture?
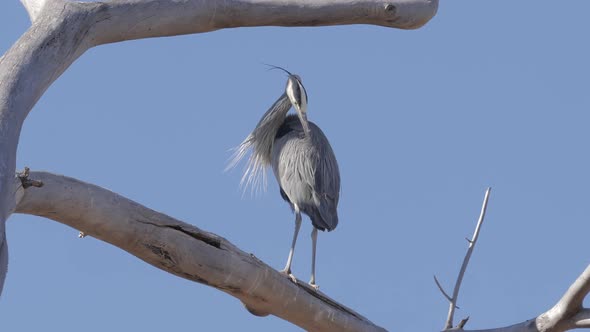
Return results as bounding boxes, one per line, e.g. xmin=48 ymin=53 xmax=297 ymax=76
xmin=229 ymin=67 xmax=340 ymax=290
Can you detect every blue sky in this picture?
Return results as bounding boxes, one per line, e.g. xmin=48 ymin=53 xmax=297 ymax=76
xmin=1 ymin=1 xmax=590 ymax=331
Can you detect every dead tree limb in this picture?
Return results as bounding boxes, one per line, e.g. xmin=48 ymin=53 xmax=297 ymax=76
xmin=14 ymin=170 xmax=386 ymax=332
xmin=440 ymin=188 xmax=491 ymax=329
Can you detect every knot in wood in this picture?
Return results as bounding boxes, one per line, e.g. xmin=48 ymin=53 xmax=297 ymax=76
xmin=384 ymin=3 xmax=397 ymax=14
xmin=17 ymin=167 xmax=44 ymax=189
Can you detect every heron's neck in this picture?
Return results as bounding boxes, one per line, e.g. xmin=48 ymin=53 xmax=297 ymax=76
xmin=251 ymin=92 xmax=291 ymax=165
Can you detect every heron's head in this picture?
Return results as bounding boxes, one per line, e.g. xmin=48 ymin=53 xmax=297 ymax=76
xmin=265 ymin=64 xmax=311 ymax=135
xmin=285 ymin=74 xmax=310 ymax=135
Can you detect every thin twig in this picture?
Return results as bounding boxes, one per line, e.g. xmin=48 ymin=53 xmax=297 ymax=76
xmin=457 ymin=316 xmax=469 ymax=328
xmin=444 ymin=188 xmax=491 ymax=330
xmin=433 ymin=275 xmax=454 ymax=304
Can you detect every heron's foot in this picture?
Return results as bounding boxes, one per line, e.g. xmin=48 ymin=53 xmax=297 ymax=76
xmin=280 ymin=269 xmax=298 ymax=284
xmin=309 ymin=281 xmax=320 ymax=291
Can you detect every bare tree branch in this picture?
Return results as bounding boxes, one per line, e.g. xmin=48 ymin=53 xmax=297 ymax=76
xmin=15 ymin=171 xmax=386 ymax=332
xmin=553 ymin=264 xmax=590 ymax=318
xmin=532 ymin=264 xmax=590 ymax=332
xmin=439 ymin=188 xmax=491 ymax=330
xmin=88 ymin=0 xmax=438 ymax=45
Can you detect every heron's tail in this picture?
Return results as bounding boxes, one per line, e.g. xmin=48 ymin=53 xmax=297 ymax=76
xmin=311 ymin=193 xmax=339 ymax=231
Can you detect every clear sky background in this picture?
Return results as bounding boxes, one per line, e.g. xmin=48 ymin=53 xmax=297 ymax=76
xmin=1 ymin=1 xmax=590 ymax=331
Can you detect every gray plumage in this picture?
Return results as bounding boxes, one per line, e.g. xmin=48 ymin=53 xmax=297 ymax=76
xmin=273 ymin=114 xmax=339 ymax=231
xmin=229 ymin=70 xmax=340 ymax=289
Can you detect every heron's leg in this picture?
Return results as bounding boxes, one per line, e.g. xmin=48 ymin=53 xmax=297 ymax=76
xmin=309 ymin=227 xmax=319 ymax=290
xmin=281 ymin=209 xmax=302 ymax=282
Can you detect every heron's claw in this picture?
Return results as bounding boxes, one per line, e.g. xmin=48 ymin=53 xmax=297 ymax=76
xmin=280 ymin=269 xmax=298 ymax=284
xmin=309 ymin=282 xmax=319 ymax=291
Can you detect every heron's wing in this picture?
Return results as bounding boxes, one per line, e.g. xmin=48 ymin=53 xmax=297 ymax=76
xmin=309 ymin=125 xmax=340 ymax=231
xmin=272 ymin=116 xmax=340 ymax=231
xmin=272 ymin=124 xmax=312 ymax=206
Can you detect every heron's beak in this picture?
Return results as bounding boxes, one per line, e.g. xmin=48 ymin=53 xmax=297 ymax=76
xmin=295 ymin=105 xmax=311 ymax=136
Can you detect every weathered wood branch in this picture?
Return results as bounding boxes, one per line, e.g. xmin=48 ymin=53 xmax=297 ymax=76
xmin=87 ymin=0 xmax=439 ymax=45
xmin=441 ymin=188 xmax=491 ymax=329
xmin=14 ymin=171 xmax=386 ymax=332
xmin=534 ymin=264 xmax=590 ymax=331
